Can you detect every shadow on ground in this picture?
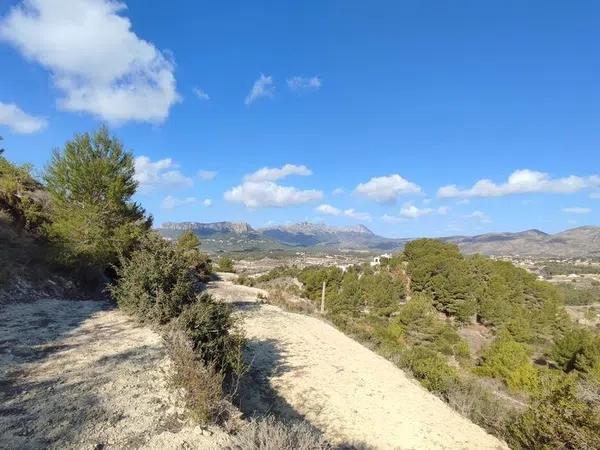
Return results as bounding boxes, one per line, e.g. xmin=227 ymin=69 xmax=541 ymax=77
xmin=235 ymin=338 xmax=372 ymax=450
xmin=0 ymin=300 xmax=113 ymax=449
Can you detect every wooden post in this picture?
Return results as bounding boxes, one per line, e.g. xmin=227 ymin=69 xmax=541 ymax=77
xmin=321 ymin=281 xmax=326 ymax=314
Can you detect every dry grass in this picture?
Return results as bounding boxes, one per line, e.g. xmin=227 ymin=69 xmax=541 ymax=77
xmin=225 ymin=416 xmax=331 ymax=450
xmin=166 ymin=331 xmax=230 ymax=425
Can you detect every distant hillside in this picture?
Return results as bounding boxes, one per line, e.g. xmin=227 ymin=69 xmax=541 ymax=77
xmin=157 ymin=222 xmax=600 ymax=257
xmin=259 ymin=222 xmax=404 ymax=250
xmin=445 ymin=226 xmax=600 ymax=257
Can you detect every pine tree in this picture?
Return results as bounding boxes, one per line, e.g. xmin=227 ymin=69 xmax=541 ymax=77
xmin=44 ymin=127 xmax=150 ymax=269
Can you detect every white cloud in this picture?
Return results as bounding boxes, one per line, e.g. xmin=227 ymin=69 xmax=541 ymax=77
xmin=193 ymin=87 xmax=210 ymax=100
xmin=244 ymin=164 xmax=311 ymax=182
xmin=400 ymin=204 xmax=433 ymax=218
xmin=355 ymin=174 xmax=421 ymax=203
xmin=315 ymin=204 xmax=371 ymax=221
xmin=562 ymin=207 xmax=591 ymax=214
xmin=437 ymin=206 xmax=450 ymax=215
xmin=134 ymin=156 xmax=193 ymax=193
xmin=591 ymin=192 xmax=600 ymax=200
xmin=161 ymin=195 xmax=197 ymax=209
xmin=202 ymin=198 xmax=212 ymax=207
xmin=332 ymin=188 xmax=345 ymax=196
xmin=224 ymin=181 xmax=322 ymax=208
xmin=198 ymin=170 xmax=217 ymax=181
xmin=464 ymin=210 xmax=492 ymax=223
xmin=287 ymin=76 xmax=321 ymax=91
xmin=438 ymin=169 xmax=600 ymax=198
xmin=245 ymin=74 xmax=274 ymax=105
xmin=0 ymin=0 xmax=179 ymax=123
xmin=0 ymin=101 xmax=47 ymax=134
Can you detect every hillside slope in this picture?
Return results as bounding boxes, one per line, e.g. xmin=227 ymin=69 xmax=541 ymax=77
xmin=207 ymin=278 xmax=508 ymax=450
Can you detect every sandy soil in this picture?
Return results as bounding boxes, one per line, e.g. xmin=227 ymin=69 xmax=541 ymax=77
xmin=0 ymin=299 xmax=228 ymax=450
xmin=210 ymin=279 xmax=508 ymax=450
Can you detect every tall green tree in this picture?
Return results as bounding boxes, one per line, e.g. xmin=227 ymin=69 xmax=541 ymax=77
xmin=44 ymin=127 xmax=150 ymax=269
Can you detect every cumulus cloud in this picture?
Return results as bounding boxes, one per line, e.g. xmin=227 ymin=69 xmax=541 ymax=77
xmin=398 ymin=204 xmax=449 ymax=219
xmin=287 ymin=76 xmax=321 ymax=91
xmin=245 ymin=164 xmax=311 ymax=182
xmin=134 ymin=156 xmax=193 ymax=193
xmin=355 ymin=174 xmax=421 ymax=203
xmin=315 ymin=204 xmax=371 ymax=221
xmin=198 ymin=170 xmax=217 ymax=181
xmin=0 ymin=0 xmax=179 ymax=123
xmin=193 ymin=87 xmax=210 ymax=100
xmin=224 ymin=181 xmax=322 ymax=208
xmin=438 ymin=169 xmax=600 ymax=198
xmin=161 ymin=195 xmax=197 ymax=209
xmin=0 ymin=101 xmax=47 ymax=133
xmin=245 ymin=74 xmax=274 ymax=105
xmin=225 ymin=164 xmax=322 ymax=208
xmin=562 ymin=207 xmax=591 ymax=214
xmin=202 ymin=198 xmax=212 ymax=207
xmin=332 ymin=188 xmax=345 ymax=196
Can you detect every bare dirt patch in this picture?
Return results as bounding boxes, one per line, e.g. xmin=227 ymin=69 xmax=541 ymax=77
xmin=0 ymin=299 xmax=228 ymax=449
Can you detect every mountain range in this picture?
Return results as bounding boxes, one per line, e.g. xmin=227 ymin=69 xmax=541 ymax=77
xmin=157 ymin=221 xmax=600 ymax=258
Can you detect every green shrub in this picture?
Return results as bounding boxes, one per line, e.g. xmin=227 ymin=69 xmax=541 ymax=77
xmin=550 ymin=328 xmax=600 ymax=378
xmin=217 ymin=256 xmax=235 ymax=272
xmin=508 ymin=376 xmax=600 ymax=450
xmin=177 ymin=294 xmax=245 ymax=373
xmin=176 ymin=230 xmax=212 ymax=280
xmin=392 ymin=294 xmax=470 ymax=359
xmin=110 ymin=233 xmax=194 ymax=323
xmin=476 ymin=333 xmax=540 ymax=393
xmin=400 ymin=346 xmax=459 ymax=394
xmin=0 ymin=154 xmax=49 ymax=234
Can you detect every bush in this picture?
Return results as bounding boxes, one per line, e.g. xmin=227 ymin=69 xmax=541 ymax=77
xmin=226 ymin=416 xmax=331 ymax=450
xmin=45 ymin=127 xmax=149 ymax=269
xmin=177 ymin=294 xmax=245 ymax=373
xmin=110 ymin=233 xmax=194 ymax=323
xmin=0 ymin=155 xmax=49 ymax=234
xmin=508 ymin=376 xmax=600 ymax=450
xmin=391 ymin=294 xmax=470 ymax=359
xmin=476 ymin=333 xmax=540 ymax=393
xmin=166 ymin=331 xmax=227 ymax=424
xmin=218 ymin=256 xmax=235 ymax=272
xmin=176 ymin=230 xmax=212 ymax=280
xmin=400 ymin=346 xmax=459 ymax=394
xmin=550 ymin=328 xmax=600 ymax=378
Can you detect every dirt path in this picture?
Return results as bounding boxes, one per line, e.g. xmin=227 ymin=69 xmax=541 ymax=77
xmin=208 ymin=279 xmax=508 ymax=450
xmin=0 ymin=299 xmax=227 ymax=450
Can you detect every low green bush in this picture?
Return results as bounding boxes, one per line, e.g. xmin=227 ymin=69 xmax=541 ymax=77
xmin=177 ymin=294 xmax=245 ymax=373
xmin=476 ymin=333 xmax=540 ymax=393
xmin=508 ymin=376 xmax=600 ymax=450
xmin=217 ymin=256 xmax=235 ymax=272
xmin=400 ymin=346 xmax=459 ymax=394
xmin=110 ymin=233 xmax=194 ymax=323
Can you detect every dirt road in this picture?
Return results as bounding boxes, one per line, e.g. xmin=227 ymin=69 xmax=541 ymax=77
xmin=208 ymin=278 xmax=508 ymax=450
xmin=0 ymin=299 xmax=227 ymax=450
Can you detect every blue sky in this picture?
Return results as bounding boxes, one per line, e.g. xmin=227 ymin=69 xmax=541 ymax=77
xmin=0 ymin=0 xmax=598 ymax=238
